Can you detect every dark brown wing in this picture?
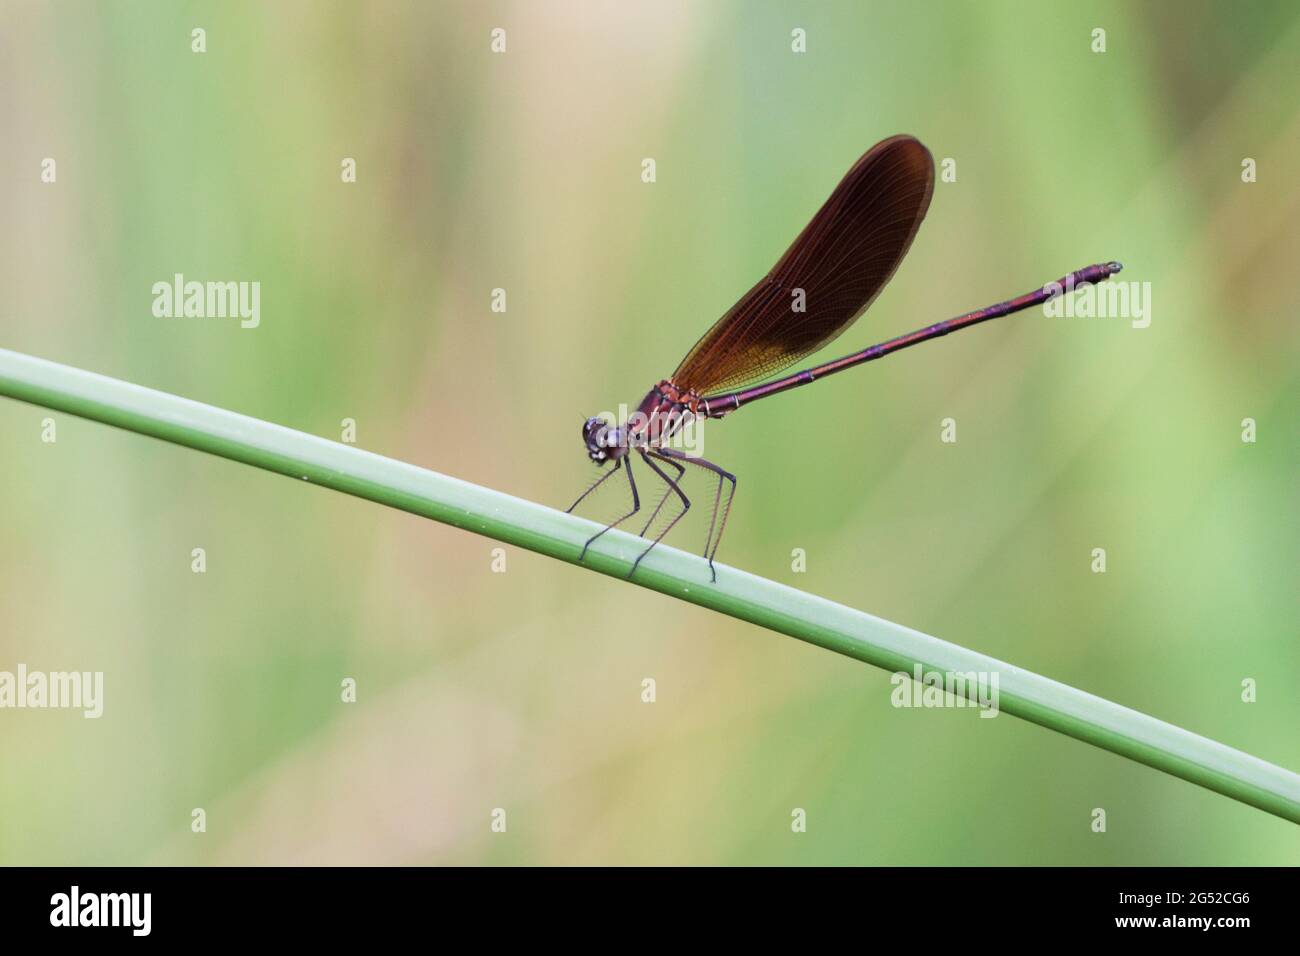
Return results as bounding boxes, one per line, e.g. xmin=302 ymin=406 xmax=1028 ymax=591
xmin=673 ymin=135 xmax=934 ymax=395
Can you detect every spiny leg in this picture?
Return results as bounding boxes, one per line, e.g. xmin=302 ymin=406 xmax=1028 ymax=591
xmin=577 ymin=453 xmax=640 ymax=562
xmin=627 ymin=449 xmax=690 ymax=578
xmin=566 ymin=458 xmax=622 ymax=514
xmin=637 ymin=455 xmax=685 ymax=537
xmin=691 ymin=455 xmax=738 ymax=569
xmin=706 ymin=466 xmax=738 ymax=570
xmin=702 ymin=468 xmax=725 ymax=567
xmin=653 ymin=447 xmax=736 ymax=582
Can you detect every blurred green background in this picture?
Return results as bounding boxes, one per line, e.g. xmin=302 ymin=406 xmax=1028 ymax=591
xmin=1 ymin=0 xmax=1297 ymax=865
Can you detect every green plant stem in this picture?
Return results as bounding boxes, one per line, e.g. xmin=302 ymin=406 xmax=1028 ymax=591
xmin=2 ymin=346 xmax=1297 ymax=824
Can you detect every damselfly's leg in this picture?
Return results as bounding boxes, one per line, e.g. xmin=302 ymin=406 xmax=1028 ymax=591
xmin=637 ymin=455 xmax=685 ymax=537
xmin=653 ymin=448 xmax=736 ymax=582
xmin=706 ymin=465 xmax=738 ymax=572
xmin=626 ymin=449 xmax=690 ymax=578
xmin=577 ymin=454 xmax=640 ymax=562
xmin=566 ymin=459 xmax=622 ymax=514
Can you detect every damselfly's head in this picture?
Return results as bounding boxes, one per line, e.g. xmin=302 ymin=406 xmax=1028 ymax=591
xmin=582 ymin=416 xmax=626 ymax=464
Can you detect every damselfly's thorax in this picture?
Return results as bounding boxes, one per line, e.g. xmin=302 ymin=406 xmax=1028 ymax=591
xmin=582 ymin=379 xmax=707 ymax=464
xmin=632 ymin=379 xmax=707 ymax=440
